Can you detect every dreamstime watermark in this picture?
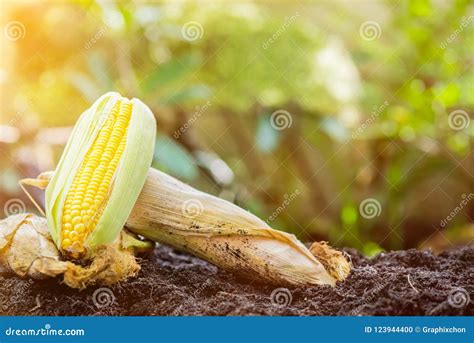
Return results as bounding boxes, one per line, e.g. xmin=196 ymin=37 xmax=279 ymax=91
xmin=181 ymin=199 xmax=204 ymax=218
xmin=17 ymin=279 xmax=35 ymax=293
xmin=361 ymin=265 xmax=378 ymax=277
xmin=440 ymin=193 xmax=473 ymax=228
xmin=4 ymin=324 xmax=85 ymax=337
xmin=270 ymin=109 xmax=292 ymax=130
xmin=350 ymin=280 xmax=388 ymax=315
xmin=84 ymin=26 xmax=107 ymax=50
xmin=182 ymin=21 xmax=203 ymax=41
xmin=352 ymin=101 xmax=389 ymax=138
xmin=3 ymin=280 xmax=35 ymax=312
xmin=7 ymin=113 xmax=22 ymax=128
xmin=267 ymin=189 xmax=300 ymax=223
xmin=92 ymin=287 xmax=115 ymax=309
xmin=270 ymin=287 xmax=292 ymax=307
xmin=4 ymin=96 xmax=34 ymax=129
xmin=440 ymin=16 xmax=474 ymax=49
xmin=4 ymin=199 xmax=26 ymax=216
xmin=448 ymin=109 xmax=470 ymax=131
xmin=262 ymin=12 xmax=299 ymax=49
xmin=429 ymin=286 xmax=471 ymax=314
xmin=173 ymin=101 xmax=212 ymax=139
xmin=359 ymin=198 xmax=382 ymax=219
xmin=4 ymin=21 xmax=26 ymax=41
xmin=359 ymin=21 xmax=381 ymax=41
xmin=0 ymin=97 xmax=34 ymax=141
xmin=171 ymin=279 xmax=212 ymax=315
xmin=447 ymin=287 xmax=470 ymax=309
xmin=9 ymin=102 xmax=30 ymax=127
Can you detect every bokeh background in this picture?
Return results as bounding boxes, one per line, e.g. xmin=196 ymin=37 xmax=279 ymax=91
xmin=0 ymin=0 xmax=472 ymax=256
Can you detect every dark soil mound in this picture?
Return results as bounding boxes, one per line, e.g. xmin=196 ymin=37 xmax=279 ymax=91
xmin=1 ymin=245 xmax=472 ymax=316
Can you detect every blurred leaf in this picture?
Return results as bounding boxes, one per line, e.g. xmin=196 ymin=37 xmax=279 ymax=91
xmin=141 ymin=53 xmax=200 ymax=95
xmin=161 ymin=84 xmax=211 ymax=105
xmin=153 ymin=135 xmax=199 ymax=181
xmin=387 ymin=164 xmax=403 ymax=188
xmin=447 ymin=133 xmax=471 ymax=154
xmin=256 ymin=115 xmax=279 ymax=153
xmin=409 ymin=0 xmax=432 ymax=17
xmin=4 ymin=0 xmax=474 ymax=251
xmin=0 ymin=168 xmax=21 ymax=194
xmin=65 ymin=71 xmax=100 ymax=102
xmin=244 ymin=198 xmax=266 ymax=222
xmin=117 ymin=3 xmax=134 ymax=31
xmin=320 ymin=117 xmax=349 ymax=142
xmin=434 ymin=83 xmax=461 ymax=107
xmin=341 ymin=204 xmax=358 ymax=226
xmin=87 ymin=52 xmax=114 ymax=90
xmin=362 ymin=242 xmax=385 ymax=257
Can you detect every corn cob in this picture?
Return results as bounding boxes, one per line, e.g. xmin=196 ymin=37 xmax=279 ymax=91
xmin=45 ymin=92 xmax=156 ymax=259
xmin=16 ymin=92 xmax=350 ymax=287
xmin=22 ymin=168 xmax=350 ymax=287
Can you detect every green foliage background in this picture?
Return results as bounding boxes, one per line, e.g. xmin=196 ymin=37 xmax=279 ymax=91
xmin=1 ymin=0 xmax=472 ymax=255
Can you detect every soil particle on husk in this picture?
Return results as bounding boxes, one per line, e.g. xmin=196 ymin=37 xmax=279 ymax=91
xmin=0 ymin=245 xmax=472 ymax=316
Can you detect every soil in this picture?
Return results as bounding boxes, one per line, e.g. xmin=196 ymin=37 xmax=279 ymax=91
xmin=0 ymin=245 xmax=472 ymax=316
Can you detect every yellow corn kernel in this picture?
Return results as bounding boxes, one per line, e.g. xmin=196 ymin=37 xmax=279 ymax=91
xmin=60 ymin=99 xmax=132 ymax=256
xmin=44 ymin=92 xmax=156 ymax=260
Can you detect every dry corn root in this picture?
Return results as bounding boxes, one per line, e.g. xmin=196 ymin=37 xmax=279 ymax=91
xmin=2 ymin=92 xmax=350 ymax=288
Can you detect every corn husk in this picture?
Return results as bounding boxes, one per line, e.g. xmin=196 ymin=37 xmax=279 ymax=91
xmin=0 ymin=213 xmax=149 ymax=289
xmin=45 ymin=92 xmax=156 ymax=256
xmin=22 ymin=168 xmax=350 ymax=287
xmin=0 ymin=213 xmax=68 ymax=278
xmin=16 ymin=92 xmax=350 ymax=287
xmin=126 ymin=168 xmax=349 ymax=286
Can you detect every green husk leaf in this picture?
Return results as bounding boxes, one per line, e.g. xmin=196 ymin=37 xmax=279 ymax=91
xmin=45 ymin=92 xmax=156 ymax=253
xmin=46 ymin=92 xmax=119 ymax=247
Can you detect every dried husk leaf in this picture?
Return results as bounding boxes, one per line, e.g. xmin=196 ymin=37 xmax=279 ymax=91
xmin=0 ymin=213 xmax=68 ymax=278
xmin=309 ymin=241 xmax=351 ymax=282
xmin=126 ymin=168 xmax=344 ymax=286
xmin=0 ymin=214 xmax=146 ymax=289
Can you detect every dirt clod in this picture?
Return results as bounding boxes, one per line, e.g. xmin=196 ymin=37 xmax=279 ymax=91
xmin=0 ymin=245 xmax=472 ymax=316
